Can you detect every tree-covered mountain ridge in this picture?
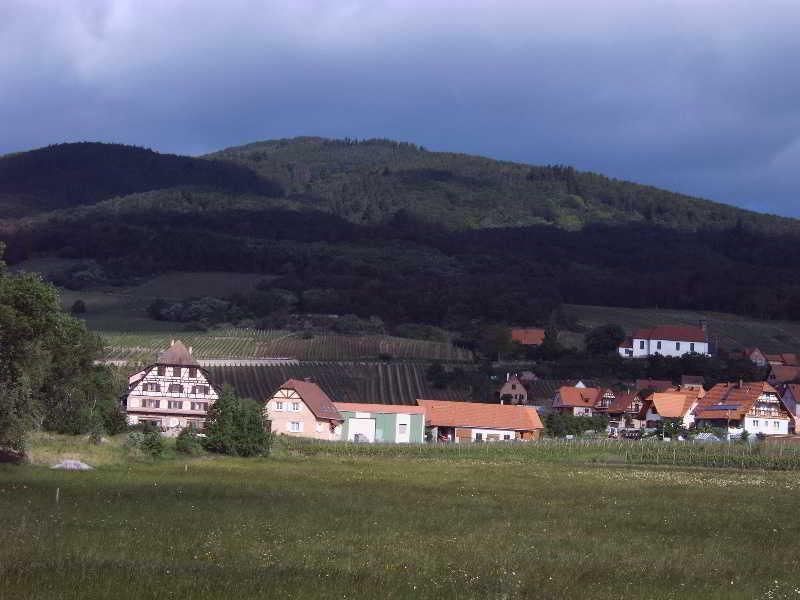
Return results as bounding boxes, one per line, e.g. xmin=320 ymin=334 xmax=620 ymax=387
xmin=207 ymin=136 xmax=798 ymax=233
xmin=0 ymin=137 xmax=797 ymax=234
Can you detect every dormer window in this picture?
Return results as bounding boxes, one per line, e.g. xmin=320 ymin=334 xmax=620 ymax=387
xmin=143 ymin=382 xmax=160 ymax=393
xmin=157 ymin=366 xmax=166 ymax=376
xmin=192 ymin=385 xmax=208 ymax=395
xmin=172 ymin=367 xmax=182 ymax=377
xmin=189 ymin=367 xmax=198 ymax=378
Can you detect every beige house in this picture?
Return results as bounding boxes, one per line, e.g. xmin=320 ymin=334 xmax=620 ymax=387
xmin=497 ymin=375 xmax=528 ymax=405
xmin=266 ymin=379 xmax=343 ymax=440
xmin=125 ymin=340 xmax=219 ymax=432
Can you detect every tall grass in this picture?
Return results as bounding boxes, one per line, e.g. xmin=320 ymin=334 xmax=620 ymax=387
xmin=279 ymin=436 xmax=800 ymax=470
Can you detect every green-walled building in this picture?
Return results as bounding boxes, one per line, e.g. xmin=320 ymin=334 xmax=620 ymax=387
xmin=333 ymin=403 xmax=425 ymax=443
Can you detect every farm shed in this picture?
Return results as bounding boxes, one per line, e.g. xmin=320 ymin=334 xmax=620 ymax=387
xmin=333 ymin=403 xmax=425 ymax=443
xmin=418 ymin=400 xmax=543 ymax=442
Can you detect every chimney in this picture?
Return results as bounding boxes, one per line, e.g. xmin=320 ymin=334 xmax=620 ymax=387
xmin=189 ymin=346 xmax=193 ymax=355
xmin=171 ymin=339 xmax=175 ymax=346
xmin=738 ymin=379 xmax=744 ymax=389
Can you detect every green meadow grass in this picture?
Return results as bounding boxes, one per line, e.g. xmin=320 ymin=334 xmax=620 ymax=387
xmin=3 ymin=438 xmax=800 ymax=598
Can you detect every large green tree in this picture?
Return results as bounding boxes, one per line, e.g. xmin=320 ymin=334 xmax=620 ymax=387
xmin=0 ymin=245 xmax=112 ymax=454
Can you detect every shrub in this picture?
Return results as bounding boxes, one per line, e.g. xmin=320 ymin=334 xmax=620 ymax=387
xmin=88 ymin=419 xmax=105 ymax=445
xmin=175 ymin=427 xmax=203 ymax=455
xmin=126 ymin=427 xmax=164 ymax=457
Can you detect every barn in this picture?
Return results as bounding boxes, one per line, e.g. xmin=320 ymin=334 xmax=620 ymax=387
xmin=333 ymin=403 xmax=425 ymax=443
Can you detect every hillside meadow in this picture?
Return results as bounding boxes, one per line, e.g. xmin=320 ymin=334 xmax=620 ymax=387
xmin=3 ymin=435 xmax=800 ymax=598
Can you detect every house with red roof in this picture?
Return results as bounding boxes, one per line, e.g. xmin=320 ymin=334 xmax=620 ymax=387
xmin=496 ymin=375 xmax=528 ymax=405
xmin=618 ymin=323 xmax=709 ymax=358
xmin=266 ymin=379 xmax=343 ymax=440
xmin=693 ymin=381 xmax=791 ymax=437
xmin=418 ymin=399 xmax=543 ymax=442
xmin=551 ymin=386 xmax=614 ymax=417
xmin=125 ymin=340 xmax=219 ymax=432
xmin=639 ymin=388 xmax=704 ymax=429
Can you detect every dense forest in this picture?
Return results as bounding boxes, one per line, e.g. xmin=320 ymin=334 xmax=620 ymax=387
xmin=2 ymin=138 xmax=800 ymax=329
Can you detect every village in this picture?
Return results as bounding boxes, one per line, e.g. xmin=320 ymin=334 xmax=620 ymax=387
xmin=123 ymin=319 xmax=800 ymax=445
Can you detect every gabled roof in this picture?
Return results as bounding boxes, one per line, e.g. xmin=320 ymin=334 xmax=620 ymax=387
xmin=618 ymin=337 xmax=633 ymax=349
xmin=157 ymin=340 xmax=200 ymax=367
xmin=418 ymin=400 xmax=543 ymax=431
xmin=645 ymin=391 xmax=699 ymax=419
xmin=694 ymin=382 xmax=782 ymax=421
xmin=279 ymin=379 xmax=343 ymax=421
xmin=553 ymin=386 xmax=603 ymax=408
xmin=632 ymin=325 xmax=706 ymax=343
xmin=511 ymin=328 xmax=546 ymax=346
xmin=607 ymin=391 xmax=640 ymax=413
xmin=769 ymin=365 xmax=800 ymax=384
xmin=334 ymin=402 xmax=424 ymax=415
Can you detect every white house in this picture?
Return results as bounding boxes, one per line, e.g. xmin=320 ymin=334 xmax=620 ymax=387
xmin=618 ymin=324 xmax=709 ymax=358
xmin=125 ymin=340 xmax=219 ymax=431
xmin=694 ymin=382 xmax=791 ymax=437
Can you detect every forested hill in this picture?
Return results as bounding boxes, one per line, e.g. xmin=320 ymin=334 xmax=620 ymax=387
xmin=0 ymin=142 xmax=283 ymax=218
xmin=4 ymin=137 xmax=800 ymax=326
xmin=208 ymin=137 xmax=798 ymax=233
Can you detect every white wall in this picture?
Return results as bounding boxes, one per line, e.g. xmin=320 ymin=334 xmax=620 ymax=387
xmin=624 ymin=338 xmax=709 ymax=359
xmin=744 ymin=417 xmax=789 ymax=436
xmin=469 ymin=428 xmax=517 ymax=441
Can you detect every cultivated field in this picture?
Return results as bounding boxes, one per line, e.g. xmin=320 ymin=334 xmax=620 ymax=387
xmin=3 ymin=436 xmax=800 ymax=598
xmin=102 ymin=330 xmax=472 ymax=363
xmin=566 ymin=303 xmax=800 ymax=353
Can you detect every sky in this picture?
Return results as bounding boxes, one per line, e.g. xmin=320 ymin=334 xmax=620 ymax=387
xmin=1 ymin=0 xmax=799 ymax=217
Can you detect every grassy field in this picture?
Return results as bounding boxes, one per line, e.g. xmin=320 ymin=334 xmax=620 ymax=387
xmin=3 ymin=436 xmax=800 ymax=598
xmin=566 ymin=303 xmax=800 ymax=353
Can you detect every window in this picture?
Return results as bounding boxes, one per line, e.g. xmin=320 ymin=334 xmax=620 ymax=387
xmin=775 ymin=421 xmax=780 ymax=429
xmin=143 ymin=382 xmax=160 ymax=392
xmin=144 ymin=399 xmax=160 ymax=409
xmin=639 ymin=341 xmax=645 ymax=350
xmin=676 ymin=342 xmax=681 ymax=351
xmin=398 ymin=423 xmax=408 ymax=435
xmin=288 ymin=421 xmax=302 ymax=432
xmin=504 ymin=434 xmax=511 ymax=440
xmin=275 ymin=401 xmax=284 ymax=411
xmin=168 ymin=384 xmax=184 ymax=394
xmin=511 ymin=384 xmax=517 ymax=390
xmin=168 ymin=401 xmax=183 ymax=410
xmin=192 ymin=385 xmax=208 ymax=395
xmin=140 ymin=419 xmax=161 ymax=428
xmin=475 ymin=432 xmax=483 ymax=441
xmin=187 ymin=420 xmax=202 ymax=431
xmin=191 ymin=402 xmax=209 ymax=412
xmin=656 ymin=341 xmax=662 ymax=350
xmin=752 ymin=419 xmax=759 ymax=427
xmin=188 ymin=367 xmax=197 ymax=378
xmin=315 ymin=422 xmax=323 ymax=433
xmin=157 ymin=366 xmax=166 ymax=377
xmin=625 ymin=349 xmax=633 ymax=357
xmin=291 ymin=402 xmax=300 ymax=412
xmin=172 ymin=367 xmax=182 ymax=377
xmin=690 ymin=343 xmax=695 ymax=352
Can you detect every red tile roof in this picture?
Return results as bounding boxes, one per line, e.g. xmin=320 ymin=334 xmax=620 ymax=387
xmin=280 ymin=379 xmax=343 ymax=421
xmin=511 ymin=328 xmax=546 ymax=345
xmin=553 ymin=386 xmax=603 ymax=408
xmin=157 ymin=340 xmax=200 ymax=367
xmin=770 ymin=365 xmax=800 ymax=384
xmin=633 ymin=325 xmax=706 ymax=343
xmin=694 ymin=382 xmax=782 ymax=421
xmin=418 ymin=400 xmax=543 ymax=431
xmin=333 ymin=402 xmax=424 ymax=414
xmin=607 ymin=391 xmax=640 ymax=414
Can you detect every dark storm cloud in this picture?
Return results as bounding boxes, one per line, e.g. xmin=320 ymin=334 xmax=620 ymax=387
xmin=1 ymin=0 xmax=799 ymax=216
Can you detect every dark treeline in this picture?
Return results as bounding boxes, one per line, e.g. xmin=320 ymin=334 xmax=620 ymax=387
xmin=6 ymin=189 xmax=800 ymax=326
